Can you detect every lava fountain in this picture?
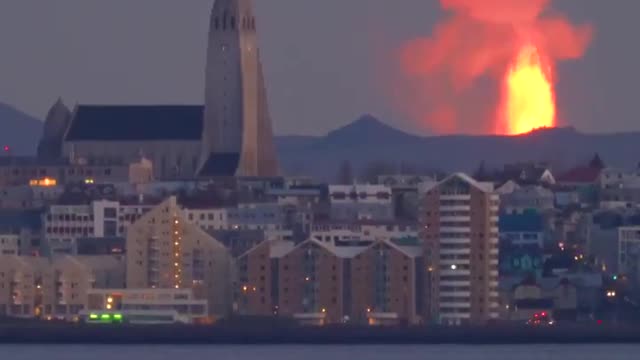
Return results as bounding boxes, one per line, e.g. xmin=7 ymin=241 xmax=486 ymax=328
xmin=397 ymin=0 xmax=593 ymax=135
xmin=500 ymin=44 xmax=556 ymax=135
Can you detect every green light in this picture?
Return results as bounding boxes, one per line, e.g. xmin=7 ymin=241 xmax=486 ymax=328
xmin=89 ymin=314 xmax=98 ymax=320
xmin=613 ymin=275 xmax=618 ymax=280
xmin=100 ymin=314 xmax=111 ymax=320
xmin=113 ymin=314 xmax=123 ymax=320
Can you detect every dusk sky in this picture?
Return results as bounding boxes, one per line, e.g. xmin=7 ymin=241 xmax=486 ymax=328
xmin=0 ymin=0 xmax=637 ymax=136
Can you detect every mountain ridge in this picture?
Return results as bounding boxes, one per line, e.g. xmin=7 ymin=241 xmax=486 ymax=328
xmin=1 ymin=103 xmax=638 ymax=180
xmin=0 ymin=103 xmax=43 ymax=155
xmin=275 ymin=116 xmax=640 ymax=180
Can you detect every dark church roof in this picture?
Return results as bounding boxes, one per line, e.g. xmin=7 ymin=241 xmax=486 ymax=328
xmin=198 ymin=152 xmax=240 ymax=177
xmin=65 ymin=105 xmax=204 ymax=141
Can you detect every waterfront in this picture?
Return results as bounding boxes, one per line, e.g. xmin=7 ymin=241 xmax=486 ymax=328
xmin=2 ymin=345 xmax=639 ymax=360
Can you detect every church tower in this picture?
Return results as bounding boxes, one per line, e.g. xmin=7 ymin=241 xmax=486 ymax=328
xmin=199 ymin=0 xmax=278 ymax=177
xmin=37 ymin=98 xmax=72 ymax=160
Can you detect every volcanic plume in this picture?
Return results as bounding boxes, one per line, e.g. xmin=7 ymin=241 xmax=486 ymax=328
xmin=398 ymin=0 xmax=592 ymax=135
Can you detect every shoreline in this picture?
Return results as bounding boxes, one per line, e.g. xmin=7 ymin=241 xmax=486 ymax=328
xmin=2 ymin=323 xmax=640 ymax=345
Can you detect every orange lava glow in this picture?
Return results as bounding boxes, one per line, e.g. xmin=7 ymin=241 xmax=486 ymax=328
xmin=500 ymin=45 xmax=556 ymax=135
xmin=396 ymin=0 xmax=593 ymax=135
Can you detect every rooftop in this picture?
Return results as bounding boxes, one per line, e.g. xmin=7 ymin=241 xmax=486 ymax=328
xmin=65 ymin=105 xmax=204 ymax=141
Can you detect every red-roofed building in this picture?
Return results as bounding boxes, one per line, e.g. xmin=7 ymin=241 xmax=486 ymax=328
xmin=556 ymin=167 xmax=602 ymax=187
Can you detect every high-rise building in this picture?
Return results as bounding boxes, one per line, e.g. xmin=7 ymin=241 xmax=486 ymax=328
xmin=126 ymin=196 xmax=233 ymax=318
xmin=419 ymin=173 xmax=500 ymax=325
xmin=199 ymin=0 xmax=278 ymax=177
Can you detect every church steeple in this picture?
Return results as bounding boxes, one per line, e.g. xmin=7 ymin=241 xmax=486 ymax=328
xmin=198 ymin=0 xmax=278 ymax=177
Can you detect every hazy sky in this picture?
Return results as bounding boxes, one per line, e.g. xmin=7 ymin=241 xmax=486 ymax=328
xmin=0 ymin=0 xmax=638 ymax=136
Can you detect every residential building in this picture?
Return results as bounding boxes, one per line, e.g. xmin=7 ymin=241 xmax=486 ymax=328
xmin=619 ymin=226 xmax=640 ymax=287
xmin=276 ymin=239 xmax=359 ymax=325
xmin=599 ymin=167 xmax=640 ymax=189
xmin=310 ymin=219 xmax=417 ymax=247
xmin=83 ymin=288 xmax=208 ymax=324
xmin=47 ymin=255 xmax=125 ymax=319
xmin=236 ymin=238 xmax=423 ymax=325
xmin=235 ymin=240 xmax=294 ymax=316
xmin=499 ymin=185 xmax=554 ymax=214
xmin=126 ymin=196 xmax=233 ymax=319
xmin=350 ymin=240 xmax=423 ymax=325
xmin=0 ymin=156 xmax=129 ymax=188
xmin=499 ymin=211 xmax=545 ymax=248
xmin=0 ymin=209 xmax=43 ymax=256
xmin=328 ymin=184 xmax=393 ymax=221
xmin=43 ymin=199 xmax=153 ymax=254
xmin=0 ymin=234 xmax=19 ymax=255
xmin=0 ymin=256 xmax=48 ymax=318
xmin=419 ymin=173 xmax=500 ymax=325
xmin=0 ymin=255 xmax=124 ymax=320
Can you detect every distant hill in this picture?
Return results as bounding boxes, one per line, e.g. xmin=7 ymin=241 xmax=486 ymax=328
xmin=0 ymin=103 xmax=42 ymax=155
xmin=1 ymin=102 xmax=637 ymax=180
xmin=275 ymin=115 xmax=640 ymax=180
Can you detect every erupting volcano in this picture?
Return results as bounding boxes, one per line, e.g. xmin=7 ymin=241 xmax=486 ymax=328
xmin=500 ymin=44 xmax=555 ymax=135
xmin=399 ymin=0 xmax=592 ymax=135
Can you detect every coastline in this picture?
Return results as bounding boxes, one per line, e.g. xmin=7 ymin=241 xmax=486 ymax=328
xmin=1 ymin=323 xmax=640 ymax=345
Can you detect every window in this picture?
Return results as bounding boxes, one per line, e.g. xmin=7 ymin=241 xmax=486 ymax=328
xmin=104 ymin=208 xmax=117 ymax=219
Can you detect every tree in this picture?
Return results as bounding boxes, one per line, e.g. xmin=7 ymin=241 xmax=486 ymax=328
xmin=336 ymin=160 xmax=354 ymax=185
xmin=473 ymin=160 xmax=488 ymax=181
xmin=589 ymin=153 xmax=605 ymax=169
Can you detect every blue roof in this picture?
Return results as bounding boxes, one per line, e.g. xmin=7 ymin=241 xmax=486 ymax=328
xmin=499 ymin=211 xmax=544 ymax=232
xmin=0 ymin=209 xmax=43 ymax=231
xmin=65 ymin=105 xmax=204 ymax=141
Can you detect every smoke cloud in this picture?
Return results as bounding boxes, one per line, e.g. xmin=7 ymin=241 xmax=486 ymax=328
xmin=395 ymin=0 xmax=592 ymax=134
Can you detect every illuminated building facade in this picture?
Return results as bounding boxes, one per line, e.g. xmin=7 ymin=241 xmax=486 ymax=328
xmin=236 ymin=238 xmax=423 ymax=325
xmin=420 ymin=173 xmax=500 ymax=325
xmin=125 ymin=196 xmax=233 ymax=318
xmin=84 ymin=288 xmax=208 ymax=324
xmin=0 ymin=255 xmax=124 ymax=320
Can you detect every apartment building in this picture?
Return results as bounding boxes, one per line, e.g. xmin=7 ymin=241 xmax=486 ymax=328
xmin=499 ymin=185 xmax=554 ymax=214
xmin=236 ymin=238 xmax=423 ymax=325
xmin=235 ymin=240 xmax=294 ymax=316
xmin=276 ymin=239 xmax=361 ymax=325
xmin=0 ymin=255 xmax=124 ymax=319
xmin=84 ymin=288 xmax=208 ymax=324
xmin=46 ymin=255 xmax=125 ymax=319
xmin=0 ymin=157 xmax=128 ymax=188
xmin=184 ymin=202 xmax=301 ymax=242
xmin=0 ymin=256 xmax=48 ymax=317
xmin=44 ymin=199 xmax=154 ymax=254
xmin=126 ymin=196 xmax=232 ymax=319
xmin=350 ymin=240 xmax=423 ymax=325
xmin=0 ymin=209 xmax=43 ymax=256
xmin=618 ymin=226 xmax=640 ymax=286
xmin=419 ymin=173 xmax=500 ymax=325
xmin=311 ymin=219 xmax=417 ymax=247
xmin=0 ymin=234 xmax=19 ymax=255
xmin=329 ymin=184 xmax=393 ymax=221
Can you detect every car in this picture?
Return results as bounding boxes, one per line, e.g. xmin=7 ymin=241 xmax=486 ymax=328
xmin=526 ymin=311 xmax=555 ymax=326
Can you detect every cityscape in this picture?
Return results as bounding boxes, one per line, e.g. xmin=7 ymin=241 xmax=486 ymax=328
xmin=1 ymin=0 xmax=640 ymax=355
